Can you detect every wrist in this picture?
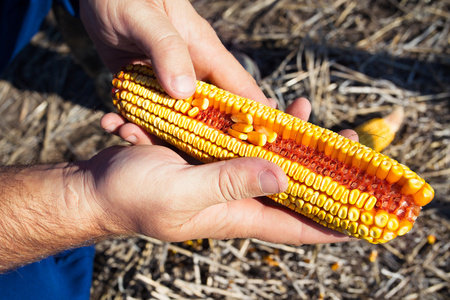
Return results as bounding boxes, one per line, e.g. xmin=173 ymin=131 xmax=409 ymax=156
xmin=63 ymin=160 xmax=132 ymax=238
xmin=0 ymin=162 xmax=123 ymax=271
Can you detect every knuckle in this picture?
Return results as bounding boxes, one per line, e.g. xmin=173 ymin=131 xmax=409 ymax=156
xmin=217 ymin=167 xmax=249 ymax=202
xmin=154 ymin=33 xmax=186 ymax=50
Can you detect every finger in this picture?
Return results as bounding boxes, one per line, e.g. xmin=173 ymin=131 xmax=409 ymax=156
xmin=338 ymin=129 xmax=359 ymax=142
xmin=285 ymin=97 xmax=311 ymax=121
xmin=205 ymin=49 xmax=269 ymax=105
xmin=232 ymin=198 xmax=353 ymax=244
xmin=101 ymin=113 xmax=163 ymax=145
xmin=267 ymin=98 xmax=278 ymax=109
xmin=127 ymin=1 xmax=196 ymax=99
xmin=180 ymin=197 xmax=353 ymax=244
xmin=186 ymin=26 xmax=269 ymax=105
xmin=101 ymin=112 xmax=127 ymax=135
xmin=173 ymin=157 xmax=288 ymax=210
xmin=117 ymin=123 xmax=165 ymax=145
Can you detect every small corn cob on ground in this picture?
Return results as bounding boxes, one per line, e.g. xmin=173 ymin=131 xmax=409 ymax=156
xmin=111 ymin=64 xmax=434 ymax=244
xmin=355 ymin=107 xmax=405 ymax=152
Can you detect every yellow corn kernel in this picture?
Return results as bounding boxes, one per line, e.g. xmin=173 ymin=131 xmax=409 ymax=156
xmin=281 ymin=160 xmax=292 ymax=174
xmin=413 ymin=183 xmax=434 ymax=206
xmin=374 ymin=210 xmax=389 ymax=228
xmin=397 ymin=168 xmax=416 ymax=186
xmin=332 ymin=185 xmax=346 ymax=202
xmin=325 ymin=181 xmax=338 ymax=196
xmin=332 ymin=217 xmax=341 ymax=228
xmin=317 ymin=132 xmax=330 ymax=153
xmin=316 ymin=194 xmax=327 ymax=208
xmin=427 ymin=234 xmax=436 ymax=245
xmin=356 ymin=193 xmax=370 ymax=209
xmin=348 ymin=207 xmax=360 ymax=222
xmin=303 ymin=188 xmax=315 ymax=202
xmin=329 ymin=202 xmax=341 ymax=215
xmin=337 ymin=205 xmax=348 ymax=219
xmin=337 ymin=142 xmax=352 ymax=163
xmin=386 ymin=214 xmax=399 ymax=231
xmin=228 ymin=128 xmax=247 ymax=141
xmin=282 ymin=121 xmax=293 ymax=140
xmin=382 ymin=229 xmax=398 ymax=241
xmin=401 ymin=178 xmax=424 ymax=195
xmin=345 ymin=143 xmax=360 ymax=165
xmin=180 ymin=102 xmax=191 ymax=114
xmin=247 ymin=131 xmax=267 ymax=146
xmin=330 ymin=138 xmax=347 ymax=160
xmin=360 ymin=211 xmax=374 ymax=225
xmin=360 ymin=150 xmax=375 ymax=171
xmin=254 ymin=125 xmax=277 ymax=143
xmin=348 ymin=189 xmax=360 ymax=205
xmin=322 ymin=214 xmax=333 ymax=225
xmin=366 ymin=155 xmax=383 ymax=176
xmin=323 ymin=198 xmax=334 ymax=211
xmin=370 ymin=227 xmax=383 ymax=239
xmin=192 ymin=97 xmax=209 ymax=110
xmin=386 ymin=164 xmax=404 ymax=184
xmin=303 ymin=203 xmax=313 ymax=214
xmin=358 ymin=224 xmax=370 ymax=237
xmin=317 ymin=210 xmax=326 ymax=221
xmin=348 ymin=222 xmax=358 ymax=234
xmin=232 ymin=122 xmax=253 ymax=133
xmin=397 ymin=220 xmax=412 ymax=235
xmin=188 ymin=107 xmax=199 ymax=117
xmin=312 ymin=175 xmax=323 ymax=191
xmin=174 ymin=99 xmax=184 ymax=111
xmin=364 ymin=196 xmax=377 ymax=211
xmin=376 ymin=160 xmax=392 ymax=180
xmin=231 ymin=112 xmax=253 ymax=124
xmin=311 ymin=206 xmax=320 ymax=216
xmin=304 ymin=172 xmax=316 ymax=187
xmin=320 ymin=176 xmax=332 ymax=193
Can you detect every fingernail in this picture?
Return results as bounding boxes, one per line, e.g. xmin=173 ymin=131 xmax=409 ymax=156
xmin=103 ymin=124 xmax=116 ymax=133
xmin=125 ymin=135 xmax=137 ymax=144
xmin=171 ymin=75 xmax=196 ymax=95
xmin=259 ymin=169 xmax=280 ymax=195
xmin=268 ymin=98 xmax=278 ymax=109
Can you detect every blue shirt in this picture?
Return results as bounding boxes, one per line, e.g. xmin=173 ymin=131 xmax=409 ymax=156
xmin=0 ymin=0 xmax=78 ymax=73
xmin=0 ymin=247 xmax=95 ymax=300
xmin=0 ymin=1 xmax=95 ymax=299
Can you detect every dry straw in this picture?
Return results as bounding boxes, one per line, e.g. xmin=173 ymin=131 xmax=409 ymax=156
xmin=0 ymin=0 xmax=448 ymax=299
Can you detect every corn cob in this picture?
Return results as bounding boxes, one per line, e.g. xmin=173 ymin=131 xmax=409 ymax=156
xmin=355 ymin=107 xmax=405 ymax=152
xmin=111 ymin=64 xmax=434 ymax=244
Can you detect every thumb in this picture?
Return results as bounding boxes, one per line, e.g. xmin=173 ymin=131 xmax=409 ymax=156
xmin=177 ymin=157 xmax=288 ymax=208
xmin=127 ymin=2 xmax=197 ymax=99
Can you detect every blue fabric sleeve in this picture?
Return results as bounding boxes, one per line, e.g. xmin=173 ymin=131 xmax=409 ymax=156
xmin=0 ymin=1 xmax=94 ymax=298
xmin=0 ymin=0 xmax=79 ymax=73
xmin=0 ymin=246 xmax=96 ymax=300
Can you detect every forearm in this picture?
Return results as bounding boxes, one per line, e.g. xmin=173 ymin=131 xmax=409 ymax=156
xmin=0 ymin=162 xmax=115 ymax=272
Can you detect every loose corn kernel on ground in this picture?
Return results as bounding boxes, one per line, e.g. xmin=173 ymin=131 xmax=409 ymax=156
xmin=111 ymin=64 xmax=434 ymax=244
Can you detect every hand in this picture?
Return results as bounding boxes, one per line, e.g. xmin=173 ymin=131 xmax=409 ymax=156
xmin=80 ymin=0 xmax=267 ymax=103
xmin=80 ymin=0 xmax=357 ymax=244
xmin=85 ymin=145 xmax=350 ymax=245
xmin=90 ymin=97 xmax=357 ymax=245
